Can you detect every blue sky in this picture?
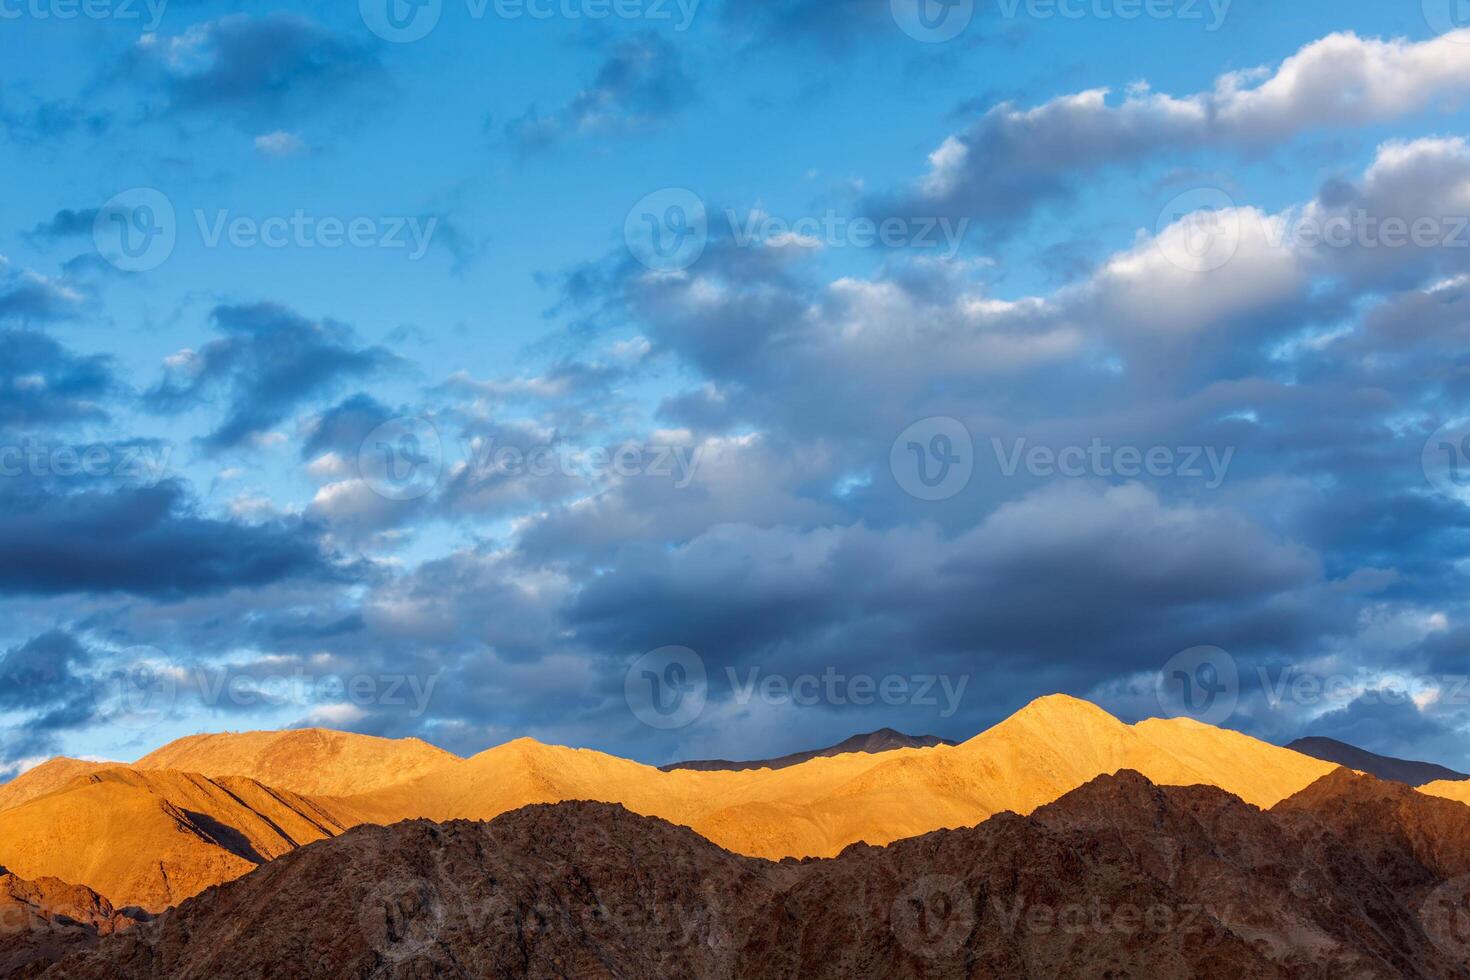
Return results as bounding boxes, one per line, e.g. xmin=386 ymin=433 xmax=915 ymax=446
xmin=4 ymin=0 xmax=1470 ymax=774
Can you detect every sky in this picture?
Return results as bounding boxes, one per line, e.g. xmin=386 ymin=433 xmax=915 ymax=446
xmin=3 ymin=0 xmax=1470 ymax=775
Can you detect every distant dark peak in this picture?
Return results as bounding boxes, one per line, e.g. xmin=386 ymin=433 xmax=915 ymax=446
xmin=1286 ymin=736 xmax=1469 ymax=787
xmin=660 ymin=729 xmax=957 ymax=772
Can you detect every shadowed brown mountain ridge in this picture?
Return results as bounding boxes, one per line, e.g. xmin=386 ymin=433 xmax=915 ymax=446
xmin=40 ymin=769 xmax=1470 ymax=980
xmin=0 ymin=870 xmax=149 ymax=978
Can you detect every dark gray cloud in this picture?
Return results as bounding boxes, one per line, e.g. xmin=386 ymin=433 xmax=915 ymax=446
xmin=0 ymin=331 xmax=116 ymax=430
xmin=300 ymin=393 xmax=397 ymax=461
xmin=145 ymin=302 xmax=399 ymax=453
xmin=0 ymin=479 xmax=349 ymax=599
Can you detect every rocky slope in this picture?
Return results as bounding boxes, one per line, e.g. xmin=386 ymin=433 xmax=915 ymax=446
xmin=0 ymin=768 xmax=364 ymax=913
xmin=659 ymin=727 xmax=957 ymax=772
xmin=40 ymin=769 xmax=1470 ymax=980
xmin=0 ymin=870 xmax=147 ymax=978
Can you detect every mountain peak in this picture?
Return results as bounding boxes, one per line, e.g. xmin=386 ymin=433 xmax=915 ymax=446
xmin=1286 ymin=735 xmax=1469 ymax=787
xmin=998 ymin=693 xmax=1127 ymax=731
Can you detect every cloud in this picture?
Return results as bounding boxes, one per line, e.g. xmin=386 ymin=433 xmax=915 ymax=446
xmin=0 ymin=631 xmax=99 ymax=762
xmin=0 ymin=330 xmax=116 ymax=430
xmin=879 ymin=30 xmax=1470 ymax=229
xmin=0 ymin=478 xmax=351 ymax=599
xmin=0 ymin=258 xmax=88 ymax=325
xmin=145 ymin=302 xmax=400 ymax=453
xmin=505 ymin=33 xmax=696 ymax=153
xmin=121 ymin=13 xmax=382 ymax=122
xmin=253 ymin=130 xmax=305 ymax=156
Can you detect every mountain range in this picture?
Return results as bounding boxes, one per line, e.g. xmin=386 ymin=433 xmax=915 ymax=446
xmin=26 ymin=767 xmax=1470 ymax=979
xmin=5 ymin=694 xmax=1470 ymax=976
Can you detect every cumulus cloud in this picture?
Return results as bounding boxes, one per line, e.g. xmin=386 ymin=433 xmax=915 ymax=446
xmin=881 ymin=30 xmax=1470 ymax=229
